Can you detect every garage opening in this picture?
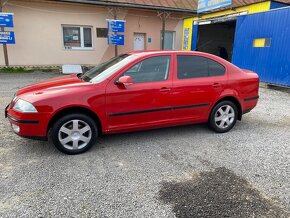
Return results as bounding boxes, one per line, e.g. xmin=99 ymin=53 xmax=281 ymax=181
xmin=196 ymin=20 xmax=236 ymax=62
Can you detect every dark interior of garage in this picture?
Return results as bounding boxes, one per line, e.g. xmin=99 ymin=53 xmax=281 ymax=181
xmin=197 ymin=20 xmax=236 ymax=62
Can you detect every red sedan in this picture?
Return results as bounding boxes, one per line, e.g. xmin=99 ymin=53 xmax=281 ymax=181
xmin=5 ymin=51 xmax=259 ymax=154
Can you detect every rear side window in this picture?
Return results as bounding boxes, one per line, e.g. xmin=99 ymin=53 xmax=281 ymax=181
xmin=177 ymin=55 xmax=225 ymax=79
xmin=208 ymin=59 xmax=226 ymax=76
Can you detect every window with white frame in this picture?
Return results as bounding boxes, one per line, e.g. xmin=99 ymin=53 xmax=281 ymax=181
xmin=160 ymin=31 xmax=175 ymax=50
xmin=63 ymin=26 xmax=93 ymax=50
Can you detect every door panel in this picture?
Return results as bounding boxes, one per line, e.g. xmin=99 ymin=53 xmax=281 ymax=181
xmin=171 ymin=54 xmax=227 ymax=122
xmin=134 ymin=33 xmax=145 ymax=50
xmin=105 ymin=55 xmax=173 ymax=131
xmin=172 ymin=77 xmax=225 ymax=121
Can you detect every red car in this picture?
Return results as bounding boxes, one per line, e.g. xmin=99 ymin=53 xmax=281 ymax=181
xmin=5 ymin=51 xmax=259 ymax=154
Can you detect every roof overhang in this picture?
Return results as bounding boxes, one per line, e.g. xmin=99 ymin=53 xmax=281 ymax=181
xmin=195 ymin=11 xmax=248 ymax=25
xmin=57 ymin=0 xmax=197 ymax=14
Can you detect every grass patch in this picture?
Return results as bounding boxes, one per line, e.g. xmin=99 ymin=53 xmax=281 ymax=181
xmin=0 ymin=67 xmax=59 ymax=73
xmin=0 ymin=67 xmax=34 ymax=73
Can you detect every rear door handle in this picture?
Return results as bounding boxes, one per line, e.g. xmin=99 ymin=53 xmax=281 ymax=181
xmin=160 ymin=87 xmax=171 ymax=93
xmin=212 ymin=83 xmax=222 ymax=88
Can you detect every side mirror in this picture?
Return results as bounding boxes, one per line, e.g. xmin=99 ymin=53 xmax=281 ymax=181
xmin=116 ymin=75 xmax=134 ymax=86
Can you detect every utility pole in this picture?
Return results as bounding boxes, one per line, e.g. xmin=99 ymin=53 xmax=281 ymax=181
xmin=0 ymin=0 xmax=9 ymax=66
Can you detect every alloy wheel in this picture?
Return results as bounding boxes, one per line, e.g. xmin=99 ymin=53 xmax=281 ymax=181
xmin=58 ymin=119 xmax=92 ymax=150
xmin=214 ymin=105 xmax=235 ymax=129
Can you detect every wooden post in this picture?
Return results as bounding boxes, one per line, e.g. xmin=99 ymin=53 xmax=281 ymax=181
xmin=161 ymin=12 xmax=166 ymax=50
xmin=0 ymin=0 xmax=9 ymax=66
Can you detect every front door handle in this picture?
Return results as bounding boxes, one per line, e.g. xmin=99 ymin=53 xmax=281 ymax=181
xmin=160 ymin=87 xmax=171 ymax=93
xmin=212 ymin=83 xmax=222 ymax=88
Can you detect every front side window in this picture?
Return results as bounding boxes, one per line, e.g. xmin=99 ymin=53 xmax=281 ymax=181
xmin=177 ymin=55 xmax=225 ymax=79
xmin=124 ymin=56 xmax=171 ymax=83
xmin=63 ymin=26 xmax=92 ymax=50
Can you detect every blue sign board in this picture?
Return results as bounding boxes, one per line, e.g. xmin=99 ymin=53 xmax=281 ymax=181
xmin=108 ymin=34 xmax=124 ymax=46
xmin=107 ymin=19 xmax=125 ymax=32
xmin=198 ymin=0 xmax=232 ymax=13
xmin=0 ymin=13 xmax=14 ymax=28
xmin=0 ymin=31 xmax=15 ymax=44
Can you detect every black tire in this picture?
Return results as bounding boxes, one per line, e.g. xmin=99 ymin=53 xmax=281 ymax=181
xmin=209 ymin=100 xmax=238 ymax=133
xmin=50 ymin=113 xmax=98 ymax=154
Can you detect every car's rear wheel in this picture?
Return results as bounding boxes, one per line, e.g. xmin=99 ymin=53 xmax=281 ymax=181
xmin=51 ymin=113 xmax=98 ymax=154
xmin=209 ymin=101 xmax=238 ymax=133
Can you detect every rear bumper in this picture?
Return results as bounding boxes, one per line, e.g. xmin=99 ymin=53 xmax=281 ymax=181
xmin=244 ymin=96 xmax=259 ymax=101
xmin=242 ymin=95 xmax=259 ymax=114
xmin=242 ymin=109 xmax=252 ymax=115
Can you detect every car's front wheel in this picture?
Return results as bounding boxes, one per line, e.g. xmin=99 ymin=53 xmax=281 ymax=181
xmin=209 ymin=101 xmax=238 ymax=133
xmin=51 ymin=113 xmax=98 ymax=154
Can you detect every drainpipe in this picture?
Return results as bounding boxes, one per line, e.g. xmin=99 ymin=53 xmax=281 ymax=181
xmin=0 ymin=0 xmax=9 ymax=66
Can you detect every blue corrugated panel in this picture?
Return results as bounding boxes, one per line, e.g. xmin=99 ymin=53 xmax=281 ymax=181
xmin=191 ymin=24 xmax=198 ymax=51
xmin=232 ymin=7 xmax=290 ymax=87
xmin=271 ymin=1 xmax=289 ymax=9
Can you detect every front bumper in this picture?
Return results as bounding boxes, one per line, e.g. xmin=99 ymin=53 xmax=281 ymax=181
xmin=5 ymin=103 xmax=50 ymax=139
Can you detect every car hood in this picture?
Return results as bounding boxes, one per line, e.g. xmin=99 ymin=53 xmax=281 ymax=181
xmin=16 ymin=74 xmax=85 ymax=96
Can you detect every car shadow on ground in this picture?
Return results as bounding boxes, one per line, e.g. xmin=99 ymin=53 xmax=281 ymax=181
xmin=14 ymin=123 xmax=210 ymax=156
xmin=15 ymin=122 xmax=246 ymax=155
xmin=95 ymin=123 xmax=211 ymax=147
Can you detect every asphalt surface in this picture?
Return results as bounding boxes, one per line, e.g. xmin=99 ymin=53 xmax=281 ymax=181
xmin=0 ymin=72 xmax=289 ymax=218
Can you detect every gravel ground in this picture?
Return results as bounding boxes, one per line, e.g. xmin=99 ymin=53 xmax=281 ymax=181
xmin=0 ymin=72 xmax=289 ymax=218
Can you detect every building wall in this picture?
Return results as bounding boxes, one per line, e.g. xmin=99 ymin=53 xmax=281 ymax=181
xmin=0 ymin=0 xmax=184 ymax=66
xmin=232 ymin=7 xmax=290 ymax=87
xmin=182 ymin=1 xmax=272 ymax=51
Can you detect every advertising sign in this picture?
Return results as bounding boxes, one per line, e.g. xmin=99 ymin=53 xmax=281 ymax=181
xmin=0 ymin=13 xmax=14 ymax=28
xmin=107 ymin=19 xmax=125 ymax=33
xmin=183 ymin=28 xmax=190 ymax=50
xmin=0 ymin=31 xmax=15 ymax=44
xmin=198 ymin=0 xmax=232 ymax=13
xmin=108 ymin=34 xmax=124 ymax=46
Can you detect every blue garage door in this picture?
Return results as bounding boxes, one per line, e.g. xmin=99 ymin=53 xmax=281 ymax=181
xmin=232 ymin=7 xmax=290 ymax=87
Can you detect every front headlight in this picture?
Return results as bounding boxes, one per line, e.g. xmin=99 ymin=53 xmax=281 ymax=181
xmin=13 ymin=99 xmax=38 ymax=113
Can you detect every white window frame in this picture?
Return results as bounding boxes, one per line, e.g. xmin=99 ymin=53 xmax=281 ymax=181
xmin=62 ymin=25 xmax=94 ymax=51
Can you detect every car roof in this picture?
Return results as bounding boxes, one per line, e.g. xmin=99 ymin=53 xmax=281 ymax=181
xmin=128 ymin=50 xmax=199 ymax=55
xmin=127 ymin=50 xmax=220 ymax=59
xmin=126 ymin=50 xmax=234 ymax=69
xmin=127 ymin=50 xmax=225 ymax=61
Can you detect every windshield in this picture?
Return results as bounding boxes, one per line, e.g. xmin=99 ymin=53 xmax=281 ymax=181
xmin=81 ymin=54 xmax=138 ymax=83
